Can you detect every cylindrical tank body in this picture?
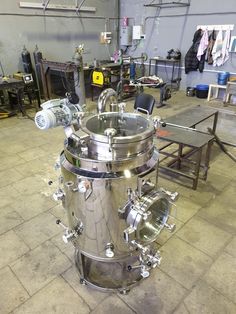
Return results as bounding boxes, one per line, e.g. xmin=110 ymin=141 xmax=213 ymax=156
xmin=21 ymin=45 xmax=33 ymax=74
xmin=33 ymin=44 xmax=43 ymax=95
xmin=59 ymin=112 xmax=172 ymax=291
xmin=33 ymin=44 xmax=43 ymax=64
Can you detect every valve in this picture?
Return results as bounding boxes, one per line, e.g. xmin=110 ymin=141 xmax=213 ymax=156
xmin=159 ymin=188 xmax=179 ymax=202
xmin=127 ymin=243 xmax=161 ymax=279
xmin=153 ymin=116 xmax=162 ymax=129
xmin=153 ymin=116 xmax=167 ymax=129
xmin=164 ymin=222 xmax=176 ymax=233
xmin=56 ymin=219 xmax=74 ymax=243
xmin=53 ymin=188 xmax=65 ymax=201
xmin=54 ymin=161 xmax=60 ymax=170
xmin=105 ymin=243 xmax=115 ymax=258
xmin=77 ymin=181 xmax=88 ymax=193
xmin=56 ymin=218 xmax=83 ymax=243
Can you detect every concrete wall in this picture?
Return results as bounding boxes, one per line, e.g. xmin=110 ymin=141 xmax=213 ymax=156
xmin=119 ymin=0 xmax=236 ymax=90
xmin=0 ymin=0 xmax=118 ymax=75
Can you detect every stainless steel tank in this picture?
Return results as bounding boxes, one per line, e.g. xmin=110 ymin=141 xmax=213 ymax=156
xmin=35 ymin=104 xmax=177 ymax=293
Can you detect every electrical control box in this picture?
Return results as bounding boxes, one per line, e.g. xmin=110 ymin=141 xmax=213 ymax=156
xmin=120 ymin=26 xmax=132 ymax=46
xmin=132 ymin=25 xmax=143 ymax=40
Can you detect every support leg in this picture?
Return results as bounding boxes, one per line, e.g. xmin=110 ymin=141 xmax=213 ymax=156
xmin=193 ymin=148 xmax=202 ymax=190
xmin=177 ymin=143 xmax=183 ymax=170
xmin=203 ymin=140 xmax=213 ymax=181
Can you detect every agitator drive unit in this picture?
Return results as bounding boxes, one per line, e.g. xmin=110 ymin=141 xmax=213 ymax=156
xmin=35 ymin=99 xmax=177 ymax=293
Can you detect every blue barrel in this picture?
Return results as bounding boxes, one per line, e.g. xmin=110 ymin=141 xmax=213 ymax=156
xmin=218 ymin=72 xmax=230 ymax=85
xmin=196 ymin=84 xmax=209 ymax=98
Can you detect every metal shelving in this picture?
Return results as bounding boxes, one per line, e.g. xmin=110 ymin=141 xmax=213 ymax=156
xmin=144 ymin=1 xmax=190 ymax=9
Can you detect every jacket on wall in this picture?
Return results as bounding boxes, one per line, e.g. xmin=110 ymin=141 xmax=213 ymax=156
xmin=185 ymin=29 xmax=205 ymax=74
xmin=206 ymin=30 xmax=216 ymax=65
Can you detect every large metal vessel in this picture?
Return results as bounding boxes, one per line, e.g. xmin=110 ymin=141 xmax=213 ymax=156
xmin=35 ymin=100 xmax=177 ymax=293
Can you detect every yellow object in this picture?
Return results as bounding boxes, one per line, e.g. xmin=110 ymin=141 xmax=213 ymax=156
xmin=2 ymin=76 xmax=9 ymax=82
xmin=0 ymin=111 xmax=16 ymax=119
xmin=13 ymin=72 xmax=25 ymax=80
xmin=92 ymin=70 xmax=104 ymax=86
xmin=229 ymin=76 xmax=236 ymax=82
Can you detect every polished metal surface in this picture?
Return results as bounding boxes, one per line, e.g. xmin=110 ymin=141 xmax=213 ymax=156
xmin=81 ymin=112 xmax=155 ymax=161
xmin=35 ymin=107 xmax=176 ymax=292
xmin=165 ymin=105 xmax=218 ymax=131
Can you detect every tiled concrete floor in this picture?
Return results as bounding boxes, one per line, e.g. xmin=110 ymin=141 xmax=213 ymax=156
xmin=0 ymin=90 xmax=236 ymax=313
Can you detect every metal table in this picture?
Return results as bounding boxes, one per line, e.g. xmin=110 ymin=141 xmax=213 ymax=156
xmin=148 ymin=57 xmax=181 ymax=90
xmin=165 ymin=105 xmax=219 ymax=133
xmin=0 ymin=78 xmax=25 ymax=115
xmin=157 ymin=106 xmax=218 ymax=189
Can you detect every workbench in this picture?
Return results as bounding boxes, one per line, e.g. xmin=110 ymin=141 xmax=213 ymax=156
xmin=0 ymin=78 xmax=25 ymax=115
xmin=157 ymin=106 xmax=218 ymax=189
xmin=165 ymin=105 xmax=218 ymax=131
xmin=148 ymin=57 xmax=181 ymax=90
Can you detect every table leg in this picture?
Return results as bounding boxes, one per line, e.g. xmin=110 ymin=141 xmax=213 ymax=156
xmin=16 ymin=88 xmax=25 ymax=116
xmin=203 ymin=139 xmax=213 ymax=181
xmin=193 ymin=147 xmax=202 ymax=190
xmin=212 ymin=111 xmax=218 ymax=133
xmin=36 ymin=89 xmax=41 ymax=109
xmin=177 ymin=143 xmax=183 ymax=169
xmin=207 ymin=85 xmax=212 ymax=101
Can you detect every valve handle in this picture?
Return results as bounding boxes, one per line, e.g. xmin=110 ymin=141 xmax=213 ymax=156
xmin=55 ymin=219 xmax=68 ymax=230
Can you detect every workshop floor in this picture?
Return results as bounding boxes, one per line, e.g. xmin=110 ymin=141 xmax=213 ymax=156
xmin=0 ymin=90 xmax=236 ymax=314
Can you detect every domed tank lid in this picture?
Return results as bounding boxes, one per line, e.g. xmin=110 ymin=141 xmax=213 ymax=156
xmin=82 ymin=112 xmax=154 ymax=144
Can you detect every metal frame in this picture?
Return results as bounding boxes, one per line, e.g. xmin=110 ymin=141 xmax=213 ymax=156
xmin=157 ymin=107 xmax=218 ymax=189
xmin=0 ymin=79 xmax=25 ymax=115
xmin=144 ymin=1 xmax=190 ymax=8
xmin=40 ymin=60 xmax=80 ymax=100
xmin=158 ymin=139 xmax=213 ymax=190
xmin=19 ymin=1 xmax=96 ymax=13
xmin=148 ymin=58 xmax=181 ymax=91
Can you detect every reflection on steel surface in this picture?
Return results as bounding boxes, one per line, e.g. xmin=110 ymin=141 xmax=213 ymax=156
xmin=35 ymin=101 xmax=178 ymax=293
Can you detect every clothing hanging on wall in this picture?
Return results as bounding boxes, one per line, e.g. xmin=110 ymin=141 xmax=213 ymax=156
xmin=220 ymin=28 xmax=230 ymax=66
xmin=185 ymin=29 xmax=204 ymax=74
xmin=206 ymin=30 xmax=216 ymax=65
xmin=197 ymin=29 xmax=208 ymax=61
xmin=212 ymin=29 xmax=231 ymax=66
xmin=212 ymin=29 xmax=223 ymax=66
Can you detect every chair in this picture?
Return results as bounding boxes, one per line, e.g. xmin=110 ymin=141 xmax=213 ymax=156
xmin=134 ymin=93 xmax=155 ymax=115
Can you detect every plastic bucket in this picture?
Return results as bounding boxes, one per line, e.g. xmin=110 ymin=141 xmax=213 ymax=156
xmin=218 ymin=72 xmax=230 ymax=85
xmin=196 ymin=84 xmax=209 ymax=98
